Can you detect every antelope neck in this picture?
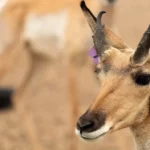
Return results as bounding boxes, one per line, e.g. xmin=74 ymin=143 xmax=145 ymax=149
xmin=131 ymin=117 xmax=150 ymax=150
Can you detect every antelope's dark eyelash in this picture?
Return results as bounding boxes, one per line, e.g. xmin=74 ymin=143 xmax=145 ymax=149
xmin=94 ymin=68 xmax=101 ymax=74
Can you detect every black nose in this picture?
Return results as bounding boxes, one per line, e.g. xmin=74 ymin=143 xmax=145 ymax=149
xmin=77 ymin=111 xmax=106 ymax=133
xmin=77 ymin=118 xmax=94 ymax=133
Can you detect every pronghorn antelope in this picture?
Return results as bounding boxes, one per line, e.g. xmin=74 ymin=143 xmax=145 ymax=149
xmin=76 ymin=1 xmax=150 ymax=150
xmin=0 ymin=0 xmax=116 ymax=150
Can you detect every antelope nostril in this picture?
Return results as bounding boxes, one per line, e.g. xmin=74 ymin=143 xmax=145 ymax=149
xmin=78 ymin=120 xmax=94 ymax=130
xmin=76 ymin=111 xmax=106 ymax=133
xmin=77 ymin=118 xmax=95 ymax=133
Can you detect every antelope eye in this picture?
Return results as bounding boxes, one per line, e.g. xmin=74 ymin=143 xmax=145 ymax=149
xmin=134 ymin=74 xmax=150 ymax=86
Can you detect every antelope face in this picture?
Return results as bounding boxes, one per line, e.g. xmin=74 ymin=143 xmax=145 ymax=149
xmin=76 ymin=1 xmax=150 ymax=140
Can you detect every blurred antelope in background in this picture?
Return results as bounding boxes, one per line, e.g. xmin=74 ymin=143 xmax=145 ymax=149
xmin=76 ymin=1 xmax=150 ymax=150
xmin=0 ymin=0 xmax=116 ymax=150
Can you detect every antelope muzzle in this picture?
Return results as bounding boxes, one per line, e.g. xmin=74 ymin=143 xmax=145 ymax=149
xmin=76 ymin=111 xmax=108 ymax=140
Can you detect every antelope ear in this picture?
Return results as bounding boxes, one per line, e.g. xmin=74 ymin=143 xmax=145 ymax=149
xmin=104 ymin=26 xmax=129 ymax=50
xmin=130 ymin=25 xmax=150 ymax=66
xmin=91 ymin=10 xmax=129 ymax=56
xmin=80 ymin=1 xmax=129 ymax=50
xmin=80 ymin=1 xmax=96 ymax=33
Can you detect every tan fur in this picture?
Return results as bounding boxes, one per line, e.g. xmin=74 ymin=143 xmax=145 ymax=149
xmin=104 ymin=27 xmax=129 ymax=50
xmin=0 ymin=0 xmax=116 ymax=57
xmin=79 ymin=44 xmax=150 ymax=150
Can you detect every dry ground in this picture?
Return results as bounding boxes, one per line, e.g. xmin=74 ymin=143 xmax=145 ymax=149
xmin=0 ymin=0 xmax=149 ymax=150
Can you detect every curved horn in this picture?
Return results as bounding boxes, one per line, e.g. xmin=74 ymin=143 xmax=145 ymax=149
xmin=93 ymin=11 xmax=110 ymax=56
xmin=80 ymin=1 xmax=129 ymax=53
xmin=131 ymin=25 xmax=150 ymax=66
xmin=80 ymin=1 xmax=96 ymax=33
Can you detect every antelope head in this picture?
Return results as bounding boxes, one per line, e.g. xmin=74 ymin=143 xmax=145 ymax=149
xmin=76 ymin=1 xmax=150 ymax=140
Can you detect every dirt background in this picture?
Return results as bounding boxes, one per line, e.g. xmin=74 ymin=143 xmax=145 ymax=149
xmin=0 ymin=0 xmax=149 ymax=150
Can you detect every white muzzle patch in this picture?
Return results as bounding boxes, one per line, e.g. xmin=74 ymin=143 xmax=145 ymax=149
xmin=75 ymin=124 xmax=111 ymax=140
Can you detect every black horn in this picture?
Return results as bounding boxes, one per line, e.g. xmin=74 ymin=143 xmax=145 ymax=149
xmin=93 ymin=11 xmax=110 ymax=57
xmin=131 ymin=25 xmax=150 ymax=65
xmin=80 ymin=1 xmax=96 ymax=33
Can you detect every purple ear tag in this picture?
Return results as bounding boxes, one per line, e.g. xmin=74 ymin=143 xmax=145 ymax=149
xmin=88 ymin=47 xmax=99 ymax=64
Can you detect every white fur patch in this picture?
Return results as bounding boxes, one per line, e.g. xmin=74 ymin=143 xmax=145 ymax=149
xmin=76 ymin=123 xmax=112 ymax=140
xmin=0 ymin=0 xmax=8 ymax=12
xmin=75 ymin=129 xmax=80 ymax=136
xmin=23 ymin=10 xmax=68 ymax=58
